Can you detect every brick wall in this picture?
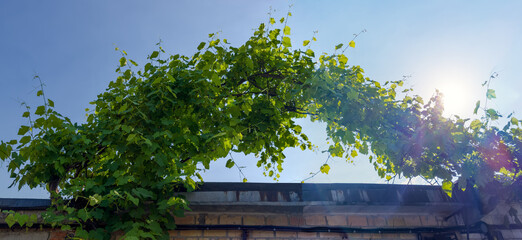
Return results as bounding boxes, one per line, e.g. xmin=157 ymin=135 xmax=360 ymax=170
xmin=3 ymin=183 xmax=522 ymax=239
xmin=166 ymin=213 xmax=461 ymax=240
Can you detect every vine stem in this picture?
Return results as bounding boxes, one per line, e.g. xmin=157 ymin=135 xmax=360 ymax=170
xmin=301 ymin=155 xmax=331 ymax=182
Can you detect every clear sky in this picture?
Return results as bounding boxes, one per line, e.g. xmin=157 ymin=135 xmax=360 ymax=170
xmin=1 ymin=1 xmax=521 ymax=198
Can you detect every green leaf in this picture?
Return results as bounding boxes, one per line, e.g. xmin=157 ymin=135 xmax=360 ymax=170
xmin=269 ymin=18 xmax=275 ymax=25
xmin=17 ymin=125 xmax=30 ymax=136
xmin=27 ymin=214 xmax=37 ymax=227
xmin=279 ymin=17 xmax=285 ymax=23
xmin=37 ymin=90 xmax=43 ymax=96
xmin=5 ymin=214 xmax=15 ymax=228
xmin=48 ymin=99 xmax=54 ymax=107
xmin=150 ymin=51 xmax=159 ymax=59
xmin=351 ymin=150 xmax=358 ymax=158
xmin=22 ymin=111 xmax=30 ymax=118
xmin=349 ymin=40 xmax=355 ymax=48
xmin=35 ymin=105 xmax=46 ymax=116
xmin=197 ymin=42 xmax=206 ymax=50
xmin=335 ymin=43 xmax=343 ymax=50
xmin=511 ymin=117 xmax=519 ymax=126
xmin=473 ymin=100 xmax=480 ymax=114
xmin=119 ymin=57 xmax=127 ymax=67
xmin=133 ymin=188 xmax=153 ymax=199
xmin=338 ymin=55 xmax=348 ymax=65
xmin=225 ymin=159 xmax=234 ymax=168
xmin=89 ymin=194 xmax=102 ymax=206
xmin=305 ymin=49 xmax=314 ymax=57
xmin=486 ymin=89 xmax=496 ymax=99
xmin=320 ymin=164 xmax=330 ymax=174
xmin=20 ymin=136 xmax=31 ymax=145
xmin=303 ymin=40 xmax=310 ymax=46
xmin=282 ymin=37 xmax=291 ymax=48
xmin=283 ymin=26 xmax=291 ymax=35
xmin=211 ymin=73 xmax=220 ymax=84
xmin=18 ymin=213 xmax=28 ymax=227
xmin=470 ymin=119 xmax=482 ymax=130
xmin=78 ymin=209 xmax=89 ymax=221
xmin=126 ymin=193 xmax=139 ymax=206
xmin=442 ymin=180 xmax=452 ymax=197
xmin=487 ymin=108 xmax=499 ymax=120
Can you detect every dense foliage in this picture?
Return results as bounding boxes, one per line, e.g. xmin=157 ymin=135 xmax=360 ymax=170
xmin=1 ymin=15 xmax=521 ymax=239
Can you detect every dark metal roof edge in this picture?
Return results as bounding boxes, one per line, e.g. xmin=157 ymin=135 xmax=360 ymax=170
xmin=0 ymin=198 xmax=51 ymax=210
xmin=196 ymin=182 xmax=444 ymax=191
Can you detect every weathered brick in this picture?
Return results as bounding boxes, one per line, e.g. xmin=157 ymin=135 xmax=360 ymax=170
xmin=403 ymin=216 xmax=421 ymax=226
xmin=326 ymin=215 xmax=347 ymax=226
xmin=500 ymin=230 xmax=514 ymax=239
xmin=50 ymin=231 xmax=74 ymax=240
xmin=305 ymin=215 xmax=326 ymax=226
xmin=368 ymin=216 xmax=387 ymax=227
xmin=175 ymin=215 xmax=195 ymax=225
xmin=468 ymin=233 xmax=484 ymax=240
xmin=266 ymin=215 xmax=289 ymax=226
xmin=400 ymin=233 xmax=419 ymax=239
xmin=369 ymin=233 xmax=383 ymax=239
xmin=513 ymin=229 xmax=522 ymax=238
xmin=419 ymin=215 xmax=438 ymax=226
xmin=276 ymin=231 xmax=297 ymax=238
xmin=442 ymin=216 xmax=458 ymax=227
xmin=388 ymin=216 xmax=406 ymax=227
xmin=205 ymin=214 xmax=220 ymax=225
xmin=168 ymin=230 xmax=180 ymax=237
xmin=320 ymin=232 xmax=343 ymax=238
xmin=347 ymin=215 xmax=368 ymax=227
xmin=297 ymin=231 xmax=318 ymax=238
xmin=382 ymin=233 xmax=400 ymax=239
xmin=243 ymin=215 xmax=265 ymax=225
xmin=227 ymin=230 xmax=243 ymax=237
xmin=179 ymin=230 xmax=203 ymax=236
xmin=203 ymin=230 xmax=227 ymax=237
xmin=250 ymin=230 xmax=275 ymax=238
xmin=289 ymin=215 xmax=305 ymax=226
xmin=348 ymin=233 xmax=364 ymax=238
xmin=219 ymin=215 xmax=242 ymax=225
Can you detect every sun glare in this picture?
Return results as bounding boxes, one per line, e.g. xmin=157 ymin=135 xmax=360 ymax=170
xmin=437 ymin=80 xmax=474 ymax=118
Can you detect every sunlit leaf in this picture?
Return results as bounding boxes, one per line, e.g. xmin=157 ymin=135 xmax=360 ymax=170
xmin=473 ymin=100 xmax=480 ymax=114
xmin=225 ymin=159 xmax=234 ymax=168
xmin=282 ymin=37 xmax=291 ymax=48
xmin=487 ymin=89 xmax=496 ymax=99
xmin=119 ymin=57 xmax=127 ymax=67
xmin=320 ymin=164 xmax=330 ymax=174
xmin=442 ymin=180 xmax=452 ymax=197
xmin=283 ymin=26 xmax=291 ymax=35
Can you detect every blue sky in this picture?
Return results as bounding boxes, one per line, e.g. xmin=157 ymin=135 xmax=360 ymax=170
xmin=1 ymin=1 xmax=521 ymax=198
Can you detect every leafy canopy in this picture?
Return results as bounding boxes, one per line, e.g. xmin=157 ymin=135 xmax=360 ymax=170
xmin=1 ymin=15 xmax=521 ymax=239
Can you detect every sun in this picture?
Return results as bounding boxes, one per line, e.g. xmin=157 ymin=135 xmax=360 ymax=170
xmin=436 ymin=80 xmax=475 ymax=118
